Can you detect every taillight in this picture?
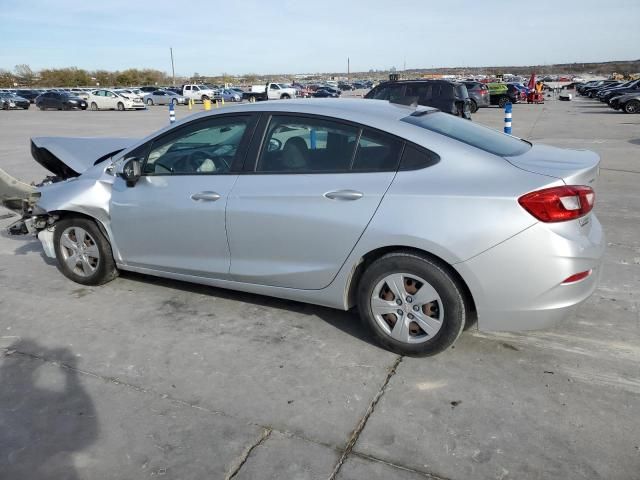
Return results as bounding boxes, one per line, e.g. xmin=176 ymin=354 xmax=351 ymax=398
xmin=518 ymin=186 xmax=595 ymax=222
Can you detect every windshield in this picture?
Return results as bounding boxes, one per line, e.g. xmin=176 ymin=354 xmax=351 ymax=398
xmin=402 ymin=111 xmax=531 ymax=157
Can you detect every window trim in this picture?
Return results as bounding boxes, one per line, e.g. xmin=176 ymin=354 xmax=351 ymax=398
xmin=243 ymin=112 xmax=408 ymax=175
xmin=138 ymin=113 xmax=259 ymax=177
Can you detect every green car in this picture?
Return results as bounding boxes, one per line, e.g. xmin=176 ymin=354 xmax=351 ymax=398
xmin=487 ymin=83 xmax=511 ymax=108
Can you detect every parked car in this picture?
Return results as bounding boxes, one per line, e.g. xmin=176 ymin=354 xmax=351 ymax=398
xmin=139 ymin=86 xmax=161 ymax=93
xmin=599 ymin=79 xmax=640 ymax=103
xmin=181 ymin=84 xmax=218 ymax=103
xmin=463 ymin=81 xmax=490 ymax=112
xmin=116 ymin=88 xmax=144 ymax=100
xmin=15 ymin=89 xmax=41 ymax=103
xmin=88 ymin=89 xmax=145 ymax=111
xmin=143 ymin=90 xmax=187 ymax=106
xmin=242 ymin=83 xmax=298 ymax=102
xmin=338 ymin=82 xmax=353 ymax=91
xmin=486 ymin=83 xmax=513 ymax=108
xmin=313 ymin=88 xmax=340 ymax=98
xmin=582 ymin=81 xmax=620 ymax=98
xmin=35 ymin=91 xmax=88 ymax=110
xmin=218 ymin=89 xmax=242 ymax=102
xmin=2 ymin=99 xmax=604 ymax=356
xmin=610 ymin=92 xmax=640 ymax=113
xmin=0 ymin=93 xmax=30 ymax=109
xmin=365 ymin=80 xmax=472 ymax=119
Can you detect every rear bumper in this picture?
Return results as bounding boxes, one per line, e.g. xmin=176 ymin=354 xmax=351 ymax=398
xmin=455 ymin=215 xmax=605 ymax=332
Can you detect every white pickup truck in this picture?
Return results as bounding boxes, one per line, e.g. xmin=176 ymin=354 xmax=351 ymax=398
xmin=181 ymin=84 xmax=218 ymax=103
xmin=242 ymin=83 xmax=297 ymax=101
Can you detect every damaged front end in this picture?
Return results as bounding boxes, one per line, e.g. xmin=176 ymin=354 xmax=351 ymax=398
xmin=1 ymin=135 xmax=134 ymax=254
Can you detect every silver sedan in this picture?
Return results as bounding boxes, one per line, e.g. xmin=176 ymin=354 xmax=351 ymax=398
xmin=4 ymin=99 xmax=605 ymax=356
xmin=143 ymin=89 xmax=186 ymax=106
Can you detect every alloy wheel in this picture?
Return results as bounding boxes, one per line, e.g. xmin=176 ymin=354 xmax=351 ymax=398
xmin=59 ymin=226 xmax=100 ymax=278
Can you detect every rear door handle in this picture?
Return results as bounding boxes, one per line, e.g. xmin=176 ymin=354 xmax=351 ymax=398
xmin=191 ymin=191 xmax=221 ymax=202
xmin=324 ymin=190 xmax=364 ymax=201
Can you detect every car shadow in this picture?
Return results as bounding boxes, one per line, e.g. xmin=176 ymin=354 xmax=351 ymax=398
xmin=118 ymin=270 xmax=381 ymax=349
xmin=0 ymin=339 xmax=98 ymax=479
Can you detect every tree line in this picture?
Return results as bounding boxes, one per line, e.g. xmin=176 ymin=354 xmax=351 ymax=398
xmin=0 ymin=64 xmax=178 ymax=88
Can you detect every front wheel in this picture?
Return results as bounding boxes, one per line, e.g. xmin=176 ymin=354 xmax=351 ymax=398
xmin=624 ymin=100 xmax=640 ymax=114
xmin=357 ymin=251 xmax=466 ymax=356
xmin=146 ymin=98 xmax=153 ymax=106
xmin=469 ymin=99 xmax=478 ymax=113
xmin=117 ymin=102 xmax=124 ymax=111
xmin=171 ymin=98 xmax=178 ymax=106
xmin=90 ymin=102 xmax=98 ymax=111
xmin=53 ymin=217 xmax=118 ymax=286
xmin=280 ymin=94 xmax=291 ymax=99
xmin=201 ymin=95 xmax=209 ymax=102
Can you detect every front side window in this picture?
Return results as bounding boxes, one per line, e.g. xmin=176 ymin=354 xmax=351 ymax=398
xmin=144 ymin=117 xmax=250 ymax=175
xmin=257 ymin=115 xmax=358 ymax=173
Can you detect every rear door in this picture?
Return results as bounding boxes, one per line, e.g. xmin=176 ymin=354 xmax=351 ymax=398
xmin=226 ymin=113 xmax=403 ymax=289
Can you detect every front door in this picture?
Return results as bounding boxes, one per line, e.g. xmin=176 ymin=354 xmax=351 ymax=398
xmin=227 ymin=114 xmax=403 ymax=289
xmin=110 ymin=114 xmax=257 ymax=278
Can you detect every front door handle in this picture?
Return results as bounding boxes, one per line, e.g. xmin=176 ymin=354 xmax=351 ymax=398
xmin=324 ymin=190 xmax=363 ymax=201
xmin=191 ymin=191 xmax=221 ymax=202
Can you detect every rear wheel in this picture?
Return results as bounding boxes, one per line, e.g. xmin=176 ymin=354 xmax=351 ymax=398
xmin=90 ymin=102 xmax=98 ymax=111
xmin=146 ymin=98 xmax=153 ymax=106
xmin=117 ymin=102 xmax=124 ymax=111
xmin=53 ymin=217 xmax=118 ymax=286
xmin=357 ymin=251 xmax=466 ymax=356
xmin=469 ymin=99 xmax=478 ymax=113
xmin=624 ymin=100 xmax=640 ymax=114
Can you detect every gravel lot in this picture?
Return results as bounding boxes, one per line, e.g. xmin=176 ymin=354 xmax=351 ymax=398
xmin=0 ymin=96 xmax=638 ymax=479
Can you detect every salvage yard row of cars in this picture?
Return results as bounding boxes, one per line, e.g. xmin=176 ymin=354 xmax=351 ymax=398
xmin=1 ymin=78 xmax=535 ymax=123
xmin=575 ymin=78 xmax=640 ymax=113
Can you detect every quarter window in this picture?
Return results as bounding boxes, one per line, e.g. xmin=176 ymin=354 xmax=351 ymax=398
xmin=144 ymin=117 xmax=250 ymax=175
xmin=352 ymin=129 xmax=403 ymax=171
xmin=257 ymin=116 xmax=359 ymax=173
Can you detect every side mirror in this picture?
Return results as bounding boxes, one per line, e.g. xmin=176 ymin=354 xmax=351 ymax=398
xmin=118 ymin=158 xmax=141 ymax=187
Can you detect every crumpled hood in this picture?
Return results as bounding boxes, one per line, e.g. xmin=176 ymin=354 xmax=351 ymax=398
xmin=31 ymin=136 xmax=137 ymax=178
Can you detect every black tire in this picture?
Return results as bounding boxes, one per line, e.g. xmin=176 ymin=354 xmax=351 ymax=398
xmin=90 ymin=102 xmax=98 ymax=111
xmin=117 ymin=102 xmax=124 ymax=111
xmin=53 ymin=217 xmax=118 ymax=286
xmin=171 ymin=98 xmax=178 ymax=106
xmin=624 ymin=100 xmax=640 ymax=114
xmin=280 ymin=93 xmax=291 ymax=99
xmin=146 ymin=98 xmax=153 ymax=106
xmin=469 ymin=99 xmax=478 ymax=113
xmin=498 ymin=96 xmax=509 ymax=108
xmin=23 ymin=105 xmax=30 ymax=110
xmin=357 ymin=251 xmax=466 ymax=357
xmin=201 ymin=95 xmax=209 ymax=102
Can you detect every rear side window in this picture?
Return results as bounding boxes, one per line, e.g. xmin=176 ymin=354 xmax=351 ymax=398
xmin=257 ymin=115 xmax=358 ymax=173
xmin=368 ymin=84 xmax=405 ymax=101
xmin=352 ymin=129 xmax=403 ymax=171
xmin=402 ymin=112 xmax=531 ymax=157
xmin=405 ymin=84 xmax=431 ymax=101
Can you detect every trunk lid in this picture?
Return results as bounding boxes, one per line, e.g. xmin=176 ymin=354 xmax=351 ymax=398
xmin=505 ymin=143 xmax=600 ymax=187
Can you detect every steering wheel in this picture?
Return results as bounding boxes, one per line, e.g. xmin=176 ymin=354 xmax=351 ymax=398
xmin=268 ymin=138 xmax=282 ymax=152
xmin=174 ymin=150 xmax=210 ymax=173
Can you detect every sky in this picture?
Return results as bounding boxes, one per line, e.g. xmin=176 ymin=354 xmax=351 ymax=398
xmin=0 ymin=0 xmax=638 ymax=76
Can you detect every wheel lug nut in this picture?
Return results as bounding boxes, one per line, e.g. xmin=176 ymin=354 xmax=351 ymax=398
xmin=396 ymin=299 xmax=402 ymax=305
xmin=397 ymin=309 xmax=403 ymax=316
xmin=406 ymin=296 xmax=412 ymax=303
xmin=407 ymin=313 xmax=414 ymax=319
xmin=413 ymin=305 xmax=419 ymax=312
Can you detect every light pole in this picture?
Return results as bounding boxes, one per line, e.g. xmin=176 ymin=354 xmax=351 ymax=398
xmin=170 ymin=47 xmax=176 ymax=86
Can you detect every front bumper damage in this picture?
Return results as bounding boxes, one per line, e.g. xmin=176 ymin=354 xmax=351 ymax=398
xmin=0 ymin=166 xmax=60 ymax=238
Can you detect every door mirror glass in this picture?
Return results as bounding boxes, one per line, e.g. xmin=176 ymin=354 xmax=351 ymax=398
xmin=119 ymin=158 xmax=141 ymax=187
